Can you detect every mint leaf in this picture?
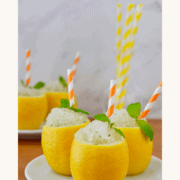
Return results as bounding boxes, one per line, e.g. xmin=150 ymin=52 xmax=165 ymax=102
xmin=33 ymin=82 xmax=45 ymax=89
xmin=94 ymin=114 xmax=125 ymax=138
xmin=58 ymin=99 xmax=89 ymax=115
xmin=60 ymin=99 xmax=70 ymax=108
xmin=114 ymin=128 xmax=125 ymax=138
xmin=110 ymin=123 xmax=115 ymax=127
xmin=59 ymin=76 xmax=68 ymax=87
xmin=21 ymin=80 xmax=26 ymax=87
xmin=127 ymin=103 xmax=141 ymax=119
xmin=70 ymin=107 xmax=89 ymax=115
xmin=137 ymin=120 xmax=154 ymax=141
xmin=93 ymin=114 xmax=111 ymax=124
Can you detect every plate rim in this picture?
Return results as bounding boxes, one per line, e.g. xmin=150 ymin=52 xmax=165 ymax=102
xmin=18 ymin=129 xmax=42 ymax=134
xmin=25 ymin=155 xmax=162 ymax=180
xmin=25 ymin=154 xmax=44 ymax=180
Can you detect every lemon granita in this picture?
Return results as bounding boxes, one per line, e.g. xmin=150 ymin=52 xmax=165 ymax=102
xmin=46 ymin=108 xmax=89 ymax=127
xmin=112 ymin=108 xmax=138 ymax=127
xmin=75 ymin=120 xmax=123 ymax=145
xmin=18 ymin=84 xmax=46 ymax=97
xmin=46 ymin=80 xmax=68 ymax=92
xmin=111 ymin=108 xmax=147 ymax=127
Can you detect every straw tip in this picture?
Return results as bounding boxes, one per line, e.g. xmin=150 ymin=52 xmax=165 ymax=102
xmin=128 ymin=3 xmax=135 ymax=7
xmin=67 ymin=68 xmax=72 ymax=73
xmin=117 ymin=4 xmax=121 ymax=8
xmin=76 ymin=51 xmax=81 ymax=57
xmin=26 ymin=49 xmax=31 ymax=58
xmin=110 ymin=80 xmax=116 ymax=84
xmin=128 ymin=4 xmax=135 ymax=11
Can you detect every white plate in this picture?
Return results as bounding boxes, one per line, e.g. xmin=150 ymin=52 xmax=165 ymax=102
xmin=18 ymin=122 xmax=45 ymax=139
xmin=25 ymin=155 xmax=162 ymax=180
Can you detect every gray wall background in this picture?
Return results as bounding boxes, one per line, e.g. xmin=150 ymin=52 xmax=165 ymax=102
xmin=18 ymin=0 xmax=162 ymax=118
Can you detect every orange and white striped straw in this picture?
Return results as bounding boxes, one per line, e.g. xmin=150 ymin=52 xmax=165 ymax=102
xmin=139 ymin=81 xmax=162 ymax=119
xmin=72 ymin=52 xmax=81 ymax=76
xmin=25 ymin=49 xmax=31 ymax=86
xmin=67 ymin=69 xmax=75 ymax=107
xmin=107 ymin=80 xmax=116 ymax=122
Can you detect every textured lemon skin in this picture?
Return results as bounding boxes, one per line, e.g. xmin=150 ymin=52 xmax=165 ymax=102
xmin=46 ymin=92 xmax=77 ymax=114
xmin=41 ymin=121 xmax=89 ymax=176
xmin=70 ymin=139 xmax=129 ymax=180
xmin=118 ymin=127 xmax=153 ymax=175
xmin=18 ymin=95 xmax=48 ymax=130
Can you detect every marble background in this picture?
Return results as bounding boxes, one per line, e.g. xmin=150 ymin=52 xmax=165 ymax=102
xmin=18 ymin=0 xmax=162 ymax=118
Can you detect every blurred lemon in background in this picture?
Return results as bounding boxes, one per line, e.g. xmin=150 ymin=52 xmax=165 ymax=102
xmin=46 ymin=92 xmax=77 ymax=114
xmin=18 ymin=95 xmax=48 ymax=130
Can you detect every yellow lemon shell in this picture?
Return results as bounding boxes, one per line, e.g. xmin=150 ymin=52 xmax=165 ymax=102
xmin=70 ymin=139 xmax=129 ymax=180
xmin=118 ymin=127 xmax=153 ymax=175
xmin=46 ymin=92 xmax=77 ymax=114
xmin=41 ymin=121 xmax=89 ymax=176
xmin=18 ymin=95 xmax=48 ymax=130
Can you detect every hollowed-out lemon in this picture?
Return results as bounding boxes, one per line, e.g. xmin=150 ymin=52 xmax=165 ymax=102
xmin=45 ymin=92 xmax=77 ymax=114
xmin=41 ymin=121 xmax=89 ymax=176
xmin=70 ymin=138 xmax=129 ymax=180
xmin=118 ymin=127 xmax=153 ymax=175
xmin=18 ymin=95 xmax=48 ymax=130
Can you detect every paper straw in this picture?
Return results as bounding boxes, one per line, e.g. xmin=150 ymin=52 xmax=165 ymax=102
xmin=107 ymin=80 xmax=116 ymax=122
xmin=67 ymin=69 xmax=75 ymax=107
xmin=115 ymin=4 xmax=135 ymax=110
xmin=124 ymin=4 xmax=143 ymax=69
xmin=139 ymin=81 xmax=162 ymax=119
xmin=25 ymin=49 xmax=31 ymax=86
xmin=121 ymin=4 xmax=135 ymax=57
xmin=116 ymin=4 xmax=122 ymax=62
xmin=130 ymin=4 xmax=143 ymax=50
xmin=124 ymin=4 xmax=143 ymax=60
xmin=72 ymin=52 xmax=81 ymax=76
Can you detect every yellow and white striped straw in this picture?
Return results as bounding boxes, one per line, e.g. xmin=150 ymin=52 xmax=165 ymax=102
xmin=116 ymin=4 xmax=143 ymax=109
xmin=130 ymin=4 xmax=143 ymax=52
xmin=116 ymin=4 xmax=122 ymax=62
xmin=120 ymin=4 xmax=135 ymax=57
xmin=115 ymin=4 xmax=135 ymax=110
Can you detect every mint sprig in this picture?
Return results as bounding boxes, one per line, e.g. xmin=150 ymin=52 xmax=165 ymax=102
xmin=59 ymin=76 xmax=68 ymax=87
xmin=21 ymin=80 xmax=26 ymax=87
xmin=127 ymin=103 xmax=154 ymax=141
xmin=114 ymin=128 xmax=125 ymax=138
xmin=127 ymin=103 xmax=141 ymax=119
xmin=94 ymin=114 xmax=111 ymax=124
xmin=70 ymin=107 xmax=89 ymax=115
xmin=59 ymin=99 xmax=70 ymax=108
xmin=93 ymin=114 xmax=125 ymax=138
xmin=34 ymin=82 xmax=45 ymax=89
xmin=20 ymin=80 xmax=45 ymax=89
xmin=59 ymin=99 xmax=89 ymax=115
xmin=136 ymin=120 xmax=154 ymax=141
